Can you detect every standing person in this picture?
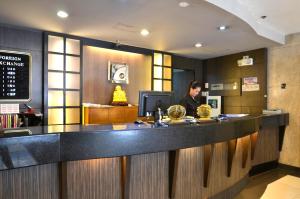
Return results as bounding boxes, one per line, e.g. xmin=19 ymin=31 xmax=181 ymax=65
xmin=180 ymin=81 xmax=202 ymax=117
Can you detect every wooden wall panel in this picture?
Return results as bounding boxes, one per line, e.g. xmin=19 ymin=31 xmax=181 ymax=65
xmin=128 ymin=152 xmax=169 ymax=199
xmin=172 ymin=55 xmax=203 ymax=83
xmin=0 ymin=164 xmax=59 ymax=199
xmin=203 ymin=48 xmax=267 ymax=114
xmin=83 ymin=46 xmax=152 ymax=105
xmin=252 ymin=127 xmax=279 ymax=166
xmin=61 ymin=158 xmax=121 ymax=199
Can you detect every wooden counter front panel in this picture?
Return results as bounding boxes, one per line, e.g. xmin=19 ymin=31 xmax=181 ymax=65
xmin=60 ymin=137 xmax=252 ymax=199
xmin=84 ymin=106 xmax=138 ymax=124
xmin=0 ymin=164 xmax=59 ymax=199
xmin=252 ymin=127 xmax=279 ymax=166
xmin=61 ymin=158 xmax=121 ymax=199
xmin=128 ymin=152 xmax=169 ymax=199
xmin=174 ymin=136 xmax=251 ymax=199
xmin=0 ymin=127 xmax=280 ymax=199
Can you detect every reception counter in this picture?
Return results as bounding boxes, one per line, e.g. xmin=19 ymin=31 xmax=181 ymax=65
xmin=0 ymin=113 xmax=289 ymax=199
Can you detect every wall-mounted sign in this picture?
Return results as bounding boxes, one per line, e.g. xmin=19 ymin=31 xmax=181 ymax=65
xmin=242 ymin=84 xmax=260 ymax=92
xmin=211 ymin=83 xmax=223 ymax=91
xmin=211 ymin=82 xmax=238 ymax=91
xmin=0 ymin=104 xmax=19 ymax=114
xmin=224 ymin=82 xmax=238 ymax=90
xmin=243 ymin=77 xmax=258 ymax=84
xmin=242 ymin=76 xmax=259 ymax=92
xmin=108 ymin=61 xmax=129 ymax=84
xmin=0 ymin=50 xmax=31 ymax=102
xmin=204 ymin=83 xmax=209 ymax=89
xmin=237 ymin=56 xmax=253 ymax=67
xmin=209 ymin=79 xmax=241 ymax=97
xmin=201 ymin=91 xmax=209 ymax=97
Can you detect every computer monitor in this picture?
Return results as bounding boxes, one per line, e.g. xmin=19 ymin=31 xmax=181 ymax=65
xmin=138 ymin=91 xmax=174 ymax=117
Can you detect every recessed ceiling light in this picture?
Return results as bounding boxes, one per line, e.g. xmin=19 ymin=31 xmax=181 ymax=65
xmin=140 ymin=29 xmax=150 ymax=37
xmin=195 ymin=43 xmax=203 ymax=48
xmin=57 ymin=10 xmax=69 ymax=18
xmin=218 ymin=25 xmax=228 ymax=31
xmin=179 ymin=1 xmax=190 ymax=8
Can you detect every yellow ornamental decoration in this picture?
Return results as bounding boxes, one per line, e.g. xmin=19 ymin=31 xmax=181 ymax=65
xmin=197 ymin=104 xmax=212 ymax=119
xmin=167 ymin=105 xmax=186 ymax=120
xmin=112 ymin=85 xmax=128 ymax=106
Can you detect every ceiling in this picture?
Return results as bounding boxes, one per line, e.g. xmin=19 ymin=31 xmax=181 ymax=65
xmin=245 ymin=0 xmax=300 ymax=35
xmin=0 ymin=0 xmax=296 ymax=59
xmin=207 ymin=0 xmax=300 ymax=44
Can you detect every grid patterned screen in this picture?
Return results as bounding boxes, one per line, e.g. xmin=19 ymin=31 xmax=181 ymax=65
xmin=45 ymin=35 xmax=82 ymax=125
xmin=152 ymin=52 xmax=172 ymax=91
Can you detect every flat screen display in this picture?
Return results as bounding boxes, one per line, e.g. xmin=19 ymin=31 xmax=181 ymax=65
xmin=0 ymin=50 xmax=31 ymax=102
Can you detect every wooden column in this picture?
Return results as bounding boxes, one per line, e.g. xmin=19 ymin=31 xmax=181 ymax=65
xmin=227 ymin=139 xmax=237 ymax=177
xmin=278 ymin=125 xmax=286 ymax=151
xmin=121 ymin=156 xmax=131 ymax=199
xmin=241 ymin=136 xmax=250 ymax=168
xmin=169 ymin=150 xmax=179 ymax=199
xmin=203 ymin=144 xmax=213 ymax=187
xmin=250 ymin=132 xmax=258 ymax=160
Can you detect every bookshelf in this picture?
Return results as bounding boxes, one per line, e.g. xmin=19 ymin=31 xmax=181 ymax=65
xmin=0 ymin=114 xmax=19 ymax=128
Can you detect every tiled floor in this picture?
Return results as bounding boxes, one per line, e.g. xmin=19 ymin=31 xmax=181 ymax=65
xmin=234 ymin=167 xmax=300 ymax=199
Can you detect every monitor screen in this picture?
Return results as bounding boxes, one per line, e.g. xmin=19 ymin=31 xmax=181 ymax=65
xmin=0 ymin=50 xmax=31 ymax=102
xmin=138 ymin=91 xmax=174 ymax=117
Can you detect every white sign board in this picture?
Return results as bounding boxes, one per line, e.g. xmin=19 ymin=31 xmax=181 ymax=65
xmin=242 ymin=84 xmax=260 ymax=92
xmin=0 ymin=104 xmax=19 ymax=114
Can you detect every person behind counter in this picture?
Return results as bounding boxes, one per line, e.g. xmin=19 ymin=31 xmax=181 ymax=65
xmin=180 ymin=80 xmax=201 ymax=117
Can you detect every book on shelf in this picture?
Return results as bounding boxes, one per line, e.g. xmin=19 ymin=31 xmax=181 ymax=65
xmin=0 ymin=114 xmax=19 ymax=129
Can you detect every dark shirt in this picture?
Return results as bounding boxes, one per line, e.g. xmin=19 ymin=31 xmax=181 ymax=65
xmin=179 ymin=95 xmax=201 ymax=117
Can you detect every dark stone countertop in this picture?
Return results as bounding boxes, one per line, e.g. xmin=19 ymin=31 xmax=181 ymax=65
xmin=0 ymin=113 xmax=289 ymax=171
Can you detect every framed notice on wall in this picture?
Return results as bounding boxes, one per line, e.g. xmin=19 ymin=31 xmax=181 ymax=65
xmin=0 ymin=50 xmax=31 ymax=102
xmin=108 ymin=61 xmax=129 ymax=84
xmin=242 ymin=76 xmax=260 ymax=92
